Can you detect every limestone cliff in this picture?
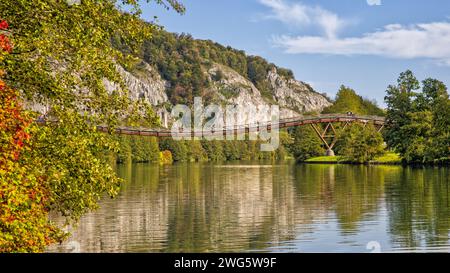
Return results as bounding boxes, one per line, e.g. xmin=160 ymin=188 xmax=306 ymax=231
xmin=266 ymin=67 xmax=331 ymax=113
xmin=118 ymin=61 xmax=331 ymax=126
xmin=28 ymin=61 xmax=331 ymax=128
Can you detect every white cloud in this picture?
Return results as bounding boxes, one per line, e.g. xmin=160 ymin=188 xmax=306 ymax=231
xmin=273 ymin=22 xmax=450 ymax=65
xmin=367 ymin=0 xmax=382 ymax=6
xmin=258 ymin=0 xmax=348 ymax=38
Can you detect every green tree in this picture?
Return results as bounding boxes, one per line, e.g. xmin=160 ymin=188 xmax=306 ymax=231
xmin=274 ymin=130 xmax=293 ymax=160
xmin=148 ymin=137 xmax=161 ymax=163
xmin=159 ymin=138 xmax=188 ymax=162
xmin=323 ymin=85 xmax=384 ymax=116
xmin=187 ymin=140 xmax=207 ymax=162
xmin=336 ymin=124 xmax=385 ymax=163
xmin=201 ymin=140 xmax=225 ymax=161
xmin=384 ymin=70 xmax=419 ymax=156
xmin=402 ymin=111 xmax=432 ymax=163
xmin=384 ymin=71 xmax=450 ymax=163
xmin=288 ymin=126 xmax=325 ymax=162
xmin=421 ymin=79 xmax=450 ymax=163
xmin=130 ymin=136 xmax=160 ymax=163
xmin=116 ymin=135 xmax=132 ymax=164
xmin=244 ymin=140 xmax=261 ymax=160
xmin=223 ymin=140 xmax=241 ymax=160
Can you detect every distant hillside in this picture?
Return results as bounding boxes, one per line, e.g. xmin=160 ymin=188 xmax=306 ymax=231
xmin=109 ymin=29 xmax=332 ymax=125
xmin=140 ymin=31 xmax=299 ymax=103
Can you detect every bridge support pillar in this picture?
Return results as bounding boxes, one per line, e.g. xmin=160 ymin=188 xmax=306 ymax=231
xmin=326 ymin=149 xmax=335 ymax=157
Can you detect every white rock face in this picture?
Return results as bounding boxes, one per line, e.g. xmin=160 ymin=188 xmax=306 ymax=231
xmin=27 ymin=63 xmax=170 ymax=119
xmin=104 ymin=63 xmax=171 ymax=127
xmin=267 ymin=67 xmax=331 ymax=113
xmin=26 ymin=61 xmax=331 ymax=128
xmin=104 ymin=63 xmax=168 ymax=107
xmin=116 ymin=62 xmax=331 ymax=126
xmin=205 ymin=64 xmax=293 ymax=124
xmin=202 ymin=63 xmax=329 ymax=124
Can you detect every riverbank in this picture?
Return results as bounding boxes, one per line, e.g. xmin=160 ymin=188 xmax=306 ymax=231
xmin=305 ymin=152 xmax=403 ymax=165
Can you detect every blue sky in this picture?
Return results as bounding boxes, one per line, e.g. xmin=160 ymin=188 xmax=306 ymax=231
xmin=141 ymin=0 xmax=450 ymax=107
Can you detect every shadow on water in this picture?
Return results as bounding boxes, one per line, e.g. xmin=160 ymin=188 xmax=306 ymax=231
xmin=48 ymin=162 xmax=450 ymax=253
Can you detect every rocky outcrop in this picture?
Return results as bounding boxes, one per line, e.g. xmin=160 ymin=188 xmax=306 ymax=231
xmin=27 ymin=60 xmax=331 ymax=128
xmin=266 ymin=67 xmax=331 ymax=113
xmin=103 ymin=63 xmax=170 ymax=127
xmin=104 ymin=63 xmax=169 ymax=107
xmin=103 ymin=61 xmax=332 ymax=127
xmin=205 ymin=63 xmax=331 ymax=121
xmin=205 ymin=63 xmax=300 ymax=123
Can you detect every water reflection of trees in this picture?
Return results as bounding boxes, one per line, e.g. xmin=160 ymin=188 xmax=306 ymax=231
xmin=384 ymin=167 xmax=449 ymax=249
xmin=293 ymin=165 xmax=449 ymax=249
xmin=164 ymin=163 xmax=300 ymax=252
xmin=48 ymin=163 xmax=449 ymax=252
xmin=293 ymin=165 xmax=387 ymax=233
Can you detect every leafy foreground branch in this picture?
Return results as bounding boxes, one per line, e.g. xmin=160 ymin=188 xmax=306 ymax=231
xmin=0 ymin=0 xmax=183 ymax=252
xmin=1 ymin=23 xmax=64 ymax=251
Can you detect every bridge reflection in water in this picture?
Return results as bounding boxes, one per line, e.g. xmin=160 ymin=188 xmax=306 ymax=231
xmin=48 ymin=163 xmax=449 ymax=253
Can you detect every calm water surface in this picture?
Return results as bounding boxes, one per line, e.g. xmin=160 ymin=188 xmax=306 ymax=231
xmin=48 ymin=162 xmax=450 ymax=253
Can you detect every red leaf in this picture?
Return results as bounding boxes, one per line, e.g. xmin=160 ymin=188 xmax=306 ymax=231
xmin=0 ymin=20 xmax=8 ymax=30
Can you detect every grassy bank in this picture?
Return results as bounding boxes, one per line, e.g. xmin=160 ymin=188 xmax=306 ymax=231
xmin=305 ymin=153 xmax=402 ymax=165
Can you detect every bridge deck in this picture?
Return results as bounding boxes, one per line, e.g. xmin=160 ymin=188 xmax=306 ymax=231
xmin=96 ymin=114 xmax=385 ymax=138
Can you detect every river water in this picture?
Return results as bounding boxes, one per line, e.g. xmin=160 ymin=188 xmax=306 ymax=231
xmin=48 ymin=161 xmax=450 ymax=253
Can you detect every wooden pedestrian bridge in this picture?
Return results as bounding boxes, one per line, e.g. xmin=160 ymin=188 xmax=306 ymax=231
xmin=97 ymin=114 xmax=385 ymax=156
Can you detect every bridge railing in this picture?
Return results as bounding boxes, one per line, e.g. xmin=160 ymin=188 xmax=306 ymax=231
xmin=55 ymin=113 xmax=386 ymax=137
xmin=279 ymin=114 xmax=385 ymax=123
xmin=213 ymin=114 xmax=385 ymax=131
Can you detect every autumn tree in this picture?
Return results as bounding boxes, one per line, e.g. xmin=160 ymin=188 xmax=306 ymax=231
xmin=0 ymin=21 xmax=65 ymax=252
xmin=0 ymin=0 xmax=184 ymax=252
